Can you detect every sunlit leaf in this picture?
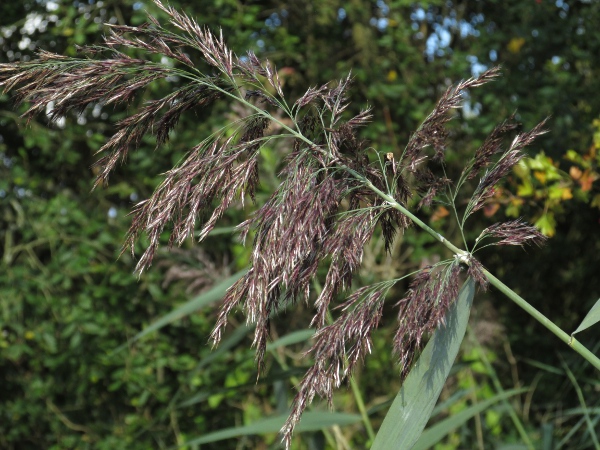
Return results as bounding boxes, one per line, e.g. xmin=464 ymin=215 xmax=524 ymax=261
xmin=578 ymin=169 xmax=597 ymax=192
xmin=533 ymin=170 xmax=547 ymax=184
xmin=572 ymin=298 xmax=600 ymax=335
xmin=516 ymin=181 xmax=534 ymax=197
xmin=534 ymin=212 xmax=556 ymax=237
xmin=570 ymin=165 xmax=583 ymax=180
xmin=370 ymin=278 xmax=475 ymax=450
xmin=431 ymin=206 xmax=450 ymax=222
xmin=483 ymin=202 xmax=501 ymax=217
xmin=565 ymin=150 xmax=585 ymax=165
xmin=507 ymin=37 xmax=525 ymax=54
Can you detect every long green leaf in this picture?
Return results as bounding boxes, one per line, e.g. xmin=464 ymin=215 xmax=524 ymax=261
xmin=572 ymin=298 xmax=600 ymax=335
xmin=194 ymin=324 xmax=251 ymax=373
xmin=560 ymin=407 xmax=600 ymax=416
xmin=115 ymin=270 xmax=246 ymax=352
xmin=177 ymin=367 xmax=307 ymax=408
xmin=430 ymin=389 xmax=473 ymax=417
xmin=412 ymin=388 xmax=527 ymax=450
xmin=199 ymin=225 xmax=237 ymax=236
xmin=370 ymin=278 xmax=475 ymax=450
xmin=266 ymin=329 xmax=315 ymax=351
xmin=177 ymin=412 xmax=362 ymax=447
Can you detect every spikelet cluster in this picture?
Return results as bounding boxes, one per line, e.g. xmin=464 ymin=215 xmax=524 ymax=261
xmin=0 ymin=3 xmax=548 ymax=446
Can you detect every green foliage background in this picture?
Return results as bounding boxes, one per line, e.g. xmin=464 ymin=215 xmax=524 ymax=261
xmin=1 ymin=1 xmax=599 ymax=449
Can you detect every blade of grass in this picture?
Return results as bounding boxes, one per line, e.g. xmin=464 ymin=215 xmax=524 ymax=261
xmin=521 ymin=359 xmax=600 ymax=387
xmin=431 ymin=389 xmax=473 ymax=417
xmin=572 ymin=298 xmax=600 ymax=335
xmin=562 ymin=361 xmax=600 ymax=450
xmin=560 ymin=407 xmax=600 ymax=416
xmin=194 ymin=324 xmax=252 ymax=373
xmin=199 ymin=225 xmax=238 ymax=237
xmin=370 ymin=278 xmax=475 ymax=450
xmin=412 ymin=387 xmax=528 ymax=450
xmin=555 ymin=416 xmax=586 ymax=450
xmin=468 ymin=330 xmax=534 ymax=449
xmin=266 ymin=329 xmax=315 ymax=351
xmin=176 ymin=412 xmax=362 ymax=447
xmin=542 ymin=422 xmax=553 ymax=450
xmin=495 ymin=446 xmax=530 ymax=450
xmin=115 ymin=270 xmax=247 ymax=352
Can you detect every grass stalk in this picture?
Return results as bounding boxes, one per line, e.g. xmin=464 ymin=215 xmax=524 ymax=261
xmin=349 ymin=375 xmax=376 ymax=444
xmin=484 ymin=270 xmax=600 ymax=372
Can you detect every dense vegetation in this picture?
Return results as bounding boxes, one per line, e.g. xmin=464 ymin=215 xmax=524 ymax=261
xmin=1 ymin=1 xmax=599 ymax=449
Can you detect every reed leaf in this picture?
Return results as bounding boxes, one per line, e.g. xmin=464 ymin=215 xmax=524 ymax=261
xmin=371 ymin=278 xmax=475 ymax=450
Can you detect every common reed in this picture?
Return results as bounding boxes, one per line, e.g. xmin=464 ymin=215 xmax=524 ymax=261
xmin=3 ymin=2 xmax=595 ymax=447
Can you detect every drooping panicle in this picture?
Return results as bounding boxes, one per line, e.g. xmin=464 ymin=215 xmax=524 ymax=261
xmin=93 ymin=82 xmax=227 ymax=188
xmin=153 ymin=0 xmax=234 ymax=76
xmin=281 ymin=282 xmax=391 ymax=447
xmin=467 ymin=118 xmax=549 ymax=217
xmin=123 ymin=116 xmax=267 ymax=274
xmin=211 ymin=152 xmax=346 ymax=367
xmin=476 ymin=219 xmax=547 ymax=247
xmin=294 ymin=83 xmax=330 ymax=109
xmin=311 ymin=209 xmax=379 ymax=327
xmin=463 ymin=114 xmax=520 ymax=180
xmin=393 ymin=261 xmax=462 ymax=376
xmin=1 ymin=54 xmax=168 ymax=123
xmin=103 ymin=23 xmax=194 ymax=67
xmin=402 ymin=66 xmax=501 ymax=170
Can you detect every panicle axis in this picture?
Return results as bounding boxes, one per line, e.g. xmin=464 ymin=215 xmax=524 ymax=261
xmin=0 ymin=4 xmax=552 ymax=447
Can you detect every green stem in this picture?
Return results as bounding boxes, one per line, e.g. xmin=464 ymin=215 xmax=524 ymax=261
xmin=484 ymin=270 xmax=600 ymax=372
xmin=347 ymin=168 xmax=600 ymax=374
xmin=350 ymin=376 xmax=376 ymax=443
xmin=350 ymin=173 xmax=467 ymax=257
